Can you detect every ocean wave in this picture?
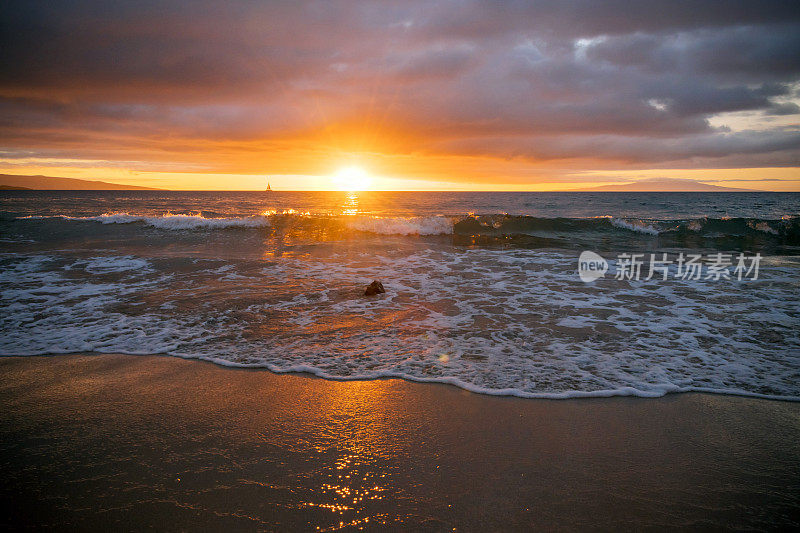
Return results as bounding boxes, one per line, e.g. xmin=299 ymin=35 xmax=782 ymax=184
xmin=12 ymin=212 xmax=800 ymax=248
xmin=19 ymin=212 xmax=455 ymax=235
xmin=65 ymin=255 xmax=154 ymax=274
xmin=452 ymin=213 xmax=666 ymax=236
xmin=750 ymin=220 xmax=779 ymax=235
xmin=452 ymin=214 xmax=800 ymax=242
xmin=166 ymin=356 xmax=800 ymax=401
xmin=344 ymin=215 xmax=453 ymax=235
xmin=2 ymin=249 xmax=799 ymax=401
xmin=25 ymin=212 xmax=273 ymax=230
xmin=609 ymin=217 xmax=660 ymax=235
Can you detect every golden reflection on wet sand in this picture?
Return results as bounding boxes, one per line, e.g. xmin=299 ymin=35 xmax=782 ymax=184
xmin=301 ymin=381 xmax=399 ymax=531
xmin=2 ymin=355 xmax=799 ymax=531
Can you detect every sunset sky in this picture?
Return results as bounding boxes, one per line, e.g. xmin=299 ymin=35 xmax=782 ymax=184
xmin=1 ymin=0 xmax=799 ymax=190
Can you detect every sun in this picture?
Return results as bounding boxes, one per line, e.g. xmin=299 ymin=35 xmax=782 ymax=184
xmin=332 ymin=166 xmax=371 ymax=191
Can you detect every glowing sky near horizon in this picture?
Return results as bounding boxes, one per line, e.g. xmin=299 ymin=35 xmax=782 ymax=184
xmin=0 ymin=1 xmax=798 ymax=190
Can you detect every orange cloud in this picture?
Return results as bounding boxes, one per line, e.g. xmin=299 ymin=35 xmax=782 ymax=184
xmin=1 ymin=0 xmax=798 ymax=190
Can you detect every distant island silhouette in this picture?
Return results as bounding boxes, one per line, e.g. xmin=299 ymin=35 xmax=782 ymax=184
xmin=571 ymin=178 xmax=759 ymax=192
xmin=0 ymin=174 xmax=164 ymax=190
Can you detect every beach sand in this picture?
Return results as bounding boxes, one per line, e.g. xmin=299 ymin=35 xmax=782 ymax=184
xmin=1 ymin=354 xmax=798 ymax=531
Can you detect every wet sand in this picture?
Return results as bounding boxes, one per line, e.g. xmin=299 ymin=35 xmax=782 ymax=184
xmin=1 ymin=354 xmax=798 ymax=531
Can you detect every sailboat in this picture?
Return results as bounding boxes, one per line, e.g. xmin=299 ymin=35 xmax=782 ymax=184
xmin=266 ymin=179 xmax=272 ymax=192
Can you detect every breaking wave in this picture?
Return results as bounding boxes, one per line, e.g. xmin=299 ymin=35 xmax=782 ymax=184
xmin=25 ymin=212 xmax=273 ymax=230
xmin=3 ymin=190 xmax=800 ymax=401
xmin=12 ymin=212 xmax=800 ymax=250
xmin=610 ymin=218 xmax=660 ymax=235
xmin=2 ymin=250 xmax=799 ymax=401
xmin=344 ymin=215 xmax=453 ymax=235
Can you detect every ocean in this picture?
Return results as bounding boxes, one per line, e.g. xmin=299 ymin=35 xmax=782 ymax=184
xmin=1 ymin=190 xmax=799 ymax=400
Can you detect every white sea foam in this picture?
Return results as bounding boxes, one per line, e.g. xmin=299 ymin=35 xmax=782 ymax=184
xmin=344 ymin=215 xmax=454 ymax=235
xmin=2 ymin=248 xmax=799 ymax=401
xmin=65 ymin=256 xmax=153 ymax=274
xmin=25 ymin=212 xmax=272 ymax=230
xmin=751 ymin=221 xmax=779 ymax=235
xmin=610 ymin=218 xmax=660 ymax=235
xmin=687 ymin=220 xmax=704 ymax=232
xmin=23 ymin=212 xmax=458 ymax=235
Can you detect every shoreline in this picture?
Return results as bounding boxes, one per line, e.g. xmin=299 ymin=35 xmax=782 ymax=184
xmin=2 ymin=353 xmax=799 ymax=530
xmin=4 ymin=352 xmax=800 ymax=403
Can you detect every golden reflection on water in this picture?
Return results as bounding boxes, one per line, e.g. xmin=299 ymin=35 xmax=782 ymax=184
xmin=301 ymin=381 xmax=402 ymax=531
xmin=256 ymin=193 xmax=365 ymax=256
xmin=341 ymin=192 xmax=360 ymax=216
xmin=260 ymin=208 xmax=312 ymax=216
xmin=255 ymin=193 xmax=409 ymax=529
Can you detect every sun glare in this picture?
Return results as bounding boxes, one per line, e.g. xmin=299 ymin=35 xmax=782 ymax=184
xmin=332 ymin=166 xmax=371 ymax=191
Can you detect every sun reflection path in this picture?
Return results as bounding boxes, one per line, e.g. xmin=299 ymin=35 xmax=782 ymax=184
xmin=302 ymin=454 xmax=395 ymax=532
xmin=297 ymin=382 xmax=410 ymax=531
xmin=341 ymin=192 xmax=360 ymax=216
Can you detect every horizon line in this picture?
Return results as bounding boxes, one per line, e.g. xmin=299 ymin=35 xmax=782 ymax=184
xmin=4 ymin=188 xmax=798 ymax=193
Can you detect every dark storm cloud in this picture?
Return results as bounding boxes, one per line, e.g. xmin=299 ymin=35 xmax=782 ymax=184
xmin=440 ymin=128 xmax=800 ymax=162
xmin=584 ymin=25 xmax=800 ymax=80
xmin=0 ymin=0 xmax=798 ymax=171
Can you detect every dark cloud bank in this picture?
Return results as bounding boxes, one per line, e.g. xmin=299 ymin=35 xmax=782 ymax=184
xmin=0 ymin=0 xmax=798 ymax=176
